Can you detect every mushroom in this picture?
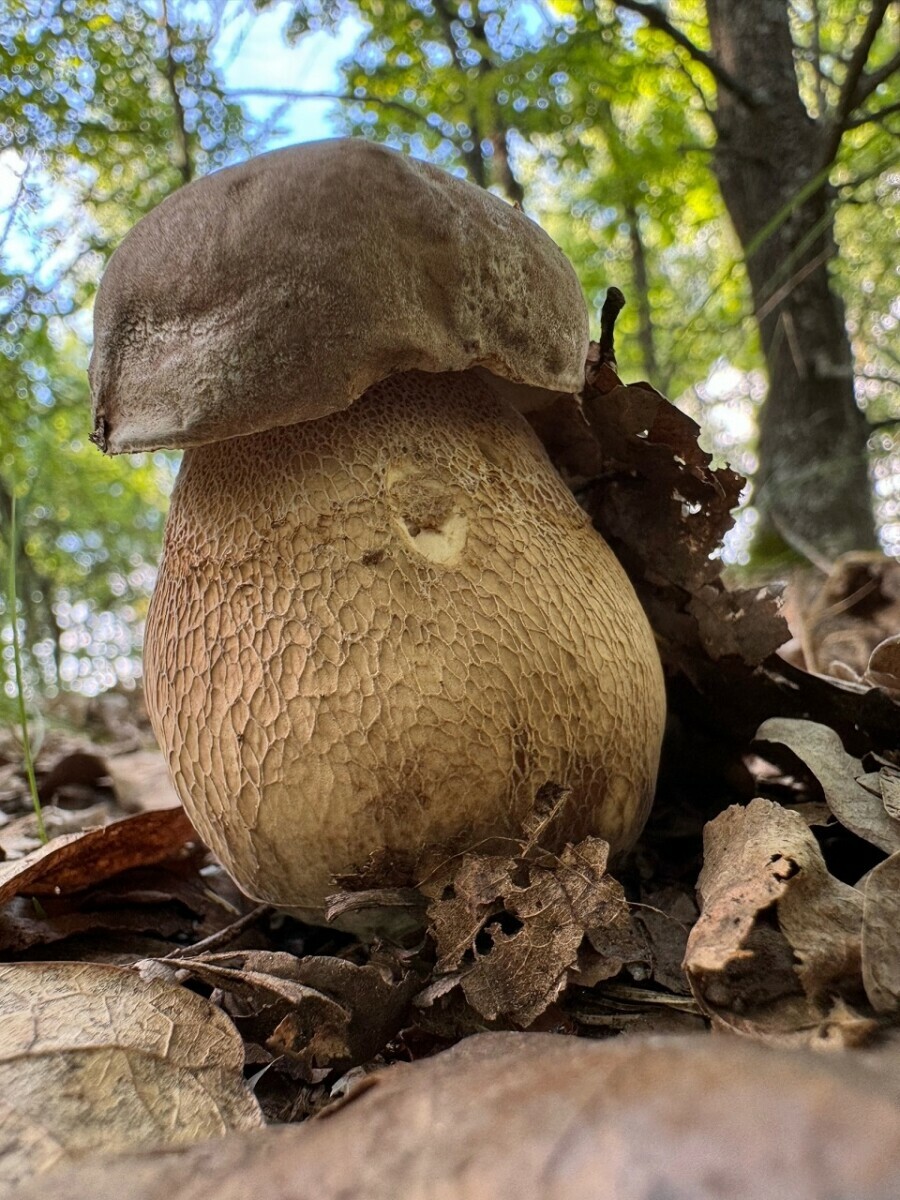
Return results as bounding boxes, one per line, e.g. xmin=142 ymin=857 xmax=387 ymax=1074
xmin=89 ymin=139 xmax=666 ymax=912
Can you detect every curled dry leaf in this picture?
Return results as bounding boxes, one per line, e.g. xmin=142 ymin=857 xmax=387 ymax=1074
xmin=533 ymin=354 xmax=787 ymax=674
xmin=421 ymin=837 xmax=646 ymax=1027
xmin=868 ymin=634 xmax=900 ymax=693
xmin=105 ymin=750 xmax=182 ymax=813
xmin=862 ymin=853 xmax=900 ymax=1015
xmin=0 ymin=807 xmax=197 ymax=906
xmin=162 ymin=950 xmax=417 ymax=1080
xmin=0 ymin=961 xmax=262 ymax=1192
xmin=577 ymin=357 xmax=787 ymax=668
xmin=880 ymin=770 xmax=900 ymax=822
xmin=755 ymin=717 xmax=900 ymax=853
xmin=0 ymin=862 xmax=251 ymax=962
xmin=19 ymin=1032 xmax=900 ymax=1200
xmin=782 ymin=554 xmax=900 ymax=681
xmin=685 ymin=798 xmax=868 ymax=1045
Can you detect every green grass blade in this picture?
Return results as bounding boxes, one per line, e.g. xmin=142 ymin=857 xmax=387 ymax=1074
xmin=8 ymin=495 xmax=48 ymax=845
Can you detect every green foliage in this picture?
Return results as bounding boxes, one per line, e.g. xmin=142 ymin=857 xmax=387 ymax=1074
xmin=1 ymin=0 xmax=253 ymax=693
xmin=260 ymin=0 xmax=896 ymax=400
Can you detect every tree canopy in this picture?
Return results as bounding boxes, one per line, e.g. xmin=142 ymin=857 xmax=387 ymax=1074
xmin=1 ymin=0 xmax=898 ymax=696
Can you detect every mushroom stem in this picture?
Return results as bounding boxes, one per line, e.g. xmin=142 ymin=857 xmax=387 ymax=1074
xmin=145 ymin=369 xmax=664 ymax=910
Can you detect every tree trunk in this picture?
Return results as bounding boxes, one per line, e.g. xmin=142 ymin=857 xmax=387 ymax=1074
xmin=705 ymin=0 xmax=876 ymax=561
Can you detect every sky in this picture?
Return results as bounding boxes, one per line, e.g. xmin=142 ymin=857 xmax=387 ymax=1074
xmin=213 ymin=1 xmax=361 ymax=149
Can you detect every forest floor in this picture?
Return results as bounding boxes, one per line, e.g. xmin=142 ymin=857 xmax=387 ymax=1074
xmin=2 ymin=359 xmax=900 ymax=1198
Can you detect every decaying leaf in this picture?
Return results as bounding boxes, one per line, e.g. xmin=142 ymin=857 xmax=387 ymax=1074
xmin=161 ymin=949 xmax=417 ymax=1080
xmin=782 ymin=554 xmax=900 ymax=682
xmin=868 ymin=634 xmax=900 ymax=693
xmin=685 ymin=798 xmax=868 ymax=1044
xmin=533 ymin=355 xmax=788 ymax=679
xmin=0 ymin=961 xmax=262 ymax=1192
xmin=755 ymin=717 xmax=900 ymax=853
xmin=634 ymin=885 xmax=696 ymax=996
xmin=105 ymin=750 xmax=182 ymax=813
xmin=422 ymin=837 xmax=646 ymax=1026
xmin=0 ymin=861 xmax=249 ymax=962
xmin=862 ymin=853 xmax=900 ymax=1015
xmin=880 ymin=770 xmax=900 ymax=822
xmin=0 ymin=807 xmax=197 ymax=905
xmin=19 ymin=1032 xmax=900 ymax=1200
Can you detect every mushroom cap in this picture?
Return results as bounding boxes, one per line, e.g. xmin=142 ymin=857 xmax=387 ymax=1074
xmin=90 ymin=139 xmax=590 ymax=454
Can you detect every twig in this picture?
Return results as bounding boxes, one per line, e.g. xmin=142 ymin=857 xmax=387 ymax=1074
xmin=225 ymin=87 xmax=427 ymax=126
xmin=614 ymin=0 xmax=758 ymax=107
xmin=821 ymin=0 xmax=894 ymax=167
xmin=163 ymin=903 xmax=273 ymax=959
xmin=844 ymin=98 xmax=900 ymax=130
xmin=598 ymin=286 xmax=626 ymax=367
xmin=160 ymin=0 xmax=193 ymax=184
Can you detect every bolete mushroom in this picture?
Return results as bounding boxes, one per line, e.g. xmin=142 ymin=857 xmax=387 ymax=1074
xmin=89 ymin=139 xmax=665 ymax=912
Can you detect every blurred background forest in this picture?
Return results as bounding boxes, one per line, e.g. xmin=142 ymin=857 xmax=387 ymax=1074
xmin=1 ymin=0 xmax=898 ymax=705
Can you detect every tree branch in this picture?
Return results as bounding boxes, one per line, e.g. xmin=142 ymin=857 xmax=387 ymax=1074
xmin=159 ymin=0 xmax=192 ymax=184
xmin=850 ymin=49 xmax=900 ymax=109
xmin=225 ymin=87 xmax=428 ymax=126
xmin=614 ymin=0 xmax=758 ymax=106
xmin=822 ymin=0 xmax=894 ymax=166
xmin=844 ymin=98 xmax=900 ymax=130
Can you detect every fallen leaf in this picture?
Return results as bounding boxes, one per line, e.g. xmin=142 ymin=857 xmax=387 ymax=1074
xmin=783 ymin=555 xmax=900 ymax=681
xmin=422 ymin=837 xmax=646 ymax=1026
xmin=36 ymin=750 xmax=108 ymax=802
xmin=0 ymin=961 xmax=262 ymax=1191
xmin=685 ymin=798 xmax=866 ymax=1044
xmin=634 ymin=885 xmax=696 ymax=996
xmin=0 ymin=808 xmax=197 ymax=905
xmin=533 ymin=356 xmax=788 ymax=680
xmin=0 ymin=859 xmax=248 ymax=961
xmin=881 ymin=770 xmax=900 ymax=821
xmin=862 ymin=852 xmax=900 ymax=1014
xmin=755 ymin=717 xmax=900 ymax=853
xmin=162 ymin=950 xmax=417 ymax=1080
xmin=105 ymin=750 xmax=182 ymax=813
xmin=18 ymin=1032 xmax=900 ymax=1200
xmin=868 ymin=633 xmax=900 ymax=692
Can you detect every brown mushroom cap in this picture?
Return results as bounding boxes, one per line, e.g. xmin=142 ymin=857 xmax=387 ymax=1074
xmin=90 ymin=139 xmax=589 ymax=455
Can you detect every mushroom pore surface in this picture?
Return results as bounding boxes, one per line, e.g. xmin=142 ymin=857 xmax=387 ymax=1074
xmin=145 ymin=369 xmax=665 ymax=910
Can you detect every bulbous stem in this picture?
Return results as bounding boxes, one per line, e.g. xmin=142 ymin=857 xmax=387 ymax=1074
xmin=145 ymin=370 xmax=665 ymax=909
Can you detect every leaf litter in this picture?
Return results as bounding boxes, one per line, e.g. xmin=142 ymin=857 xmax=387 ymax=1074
xmin=17 ymin=1033 xmax=900 ymax=1200
xmin=2 ymin=334 xmax=900 ymax=1190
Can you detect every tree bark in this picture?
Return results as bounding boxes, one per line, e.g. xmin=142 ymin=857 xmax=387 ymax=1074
xmin=705 ymin=0 xmax=876 ymax=561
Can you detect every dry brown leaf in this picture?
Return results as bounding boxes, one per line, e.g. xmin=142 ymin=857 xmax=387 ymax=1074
xmin=0 ymin=860 xmax=246 ymax=961
xmin=881 ymin=770 xmax=900 ymax=821
xmin=0 ymin=807 xmax=197 ymax=905
xmin=862 ymin=852 xmax=900 ymax=1014
xmin=755 ymin=717 xmax=900 ymax=853
xmin=685 ymin=798 xmax=866 ymax=1044
xmin=36 ymin=750 xmax=108 ymax=802
xmin=106 ymin=750 xmax=181 ymax=813
xmin=868 ymin=633 xmax=900 ymax=692
xmin=0 ymin=961 xmax=261 ymax=1192
xmin=18 ymin=1032 xmax=900 ymax=1200
xmin=162 ymin=950 xmax=417 ymax=1080
xmin=783 ymin=555 xmax=900 ymax=681
xmin=422 ymin=837 xmax=646 ymax=1026
xmin=634 ymin=885 xmax=696 ymax=996
xmin=532 ymin=355 xmax=788 ymax=679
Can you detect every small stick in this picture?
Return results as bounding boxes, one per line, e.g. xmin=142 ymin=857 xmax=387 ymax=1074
xmin=598 ymin=287 xmax=626 ymax=366
xmin=164 ymin=903 xmax=273 ymax=960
